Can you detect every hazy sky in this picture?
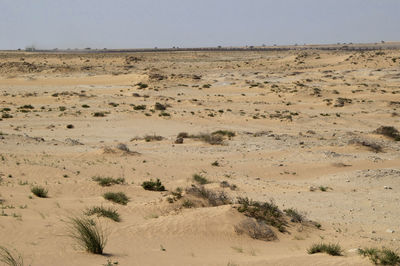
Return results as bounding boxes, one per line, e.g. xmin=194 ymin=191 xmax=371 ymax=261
xmin=0 ymin=0 xmax=399 ymax=49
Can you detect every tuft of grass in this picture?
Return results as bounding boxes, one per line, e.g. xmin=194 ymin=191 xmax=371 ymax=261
xmin=31 ymin=186 xmax=48 ymax=198
xmin=103 ymin=192 xmax=129 ymax=205
xmin=308 ymin=243 xmax=343 ymax=256
xmin=193 ymin=133 xmax=224 ymax=145
xmin=186 ymin=185 xmax=231 ymax=207
xmin=284 ymin=208 xmax=305 ymax=223
xmin=92 ymin=176 xmax=125 ymax=187
xmin=144 ymin=135 xmax=163 ymax=142
xmin=192 ymin=174 xmax=209 ymax=185
xmin=67 ymin=216 xmax=107 ymax=254
xmin=212 ymin=130 xmax=236 ymax=138
xmin=85 ymin=206 xmax=121 ymax=222
xmin=236 ymin=197 xmax=286 ymax=232
xmin=141 ymin=179 xmax=165 ymax=191
xmin=0 ymin=246 xmax=24 ymax=266
xmin=359 ymin=247 xmax=400 ymax=265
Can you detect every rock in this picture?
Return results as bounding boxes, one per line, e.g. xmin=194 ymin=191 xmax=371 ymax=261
xmin=386 ymin=229 xmax=395 ymax=233
xmin=175 ymin=137 xmax=183 ymax=144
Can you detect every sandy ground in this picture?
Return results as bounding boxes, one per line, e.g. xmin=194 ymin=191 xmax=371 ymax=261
xmin=0 ymin=49 xmax=400 ymax=265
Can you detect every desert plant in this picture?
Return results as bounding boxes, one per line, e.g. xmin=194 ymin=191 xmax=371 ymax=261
xmin=374 ymin=126 xmax=400 ymax=141
xmin=212 ymin=130 xmax=235 ymax=138
xmin=144 ymin=135 xmax=163 ymax=142
xmin=192 ymin=174 xmax=209 ymax=185
xmin=92 ymin=177 xmax=125 ymax=187
xmin=234 ymin=218 xmax=277 ymax=241
xmin=236 ymin=197 xmax=286 ymax=232
xmin=308 ymin=243 xmax=343 ymax=256
xmin=67 ymin=216 xmax=107 ymax=254
xmin=284 ymin=208 xmax=305 ymax=223
xmin=85 ymin=206 xmax=120 ymax=222
xmin=0 ymin=246 xmax=24 ymax=266
xmin=358 ymin=247 xmax=400 ymax=265
xmin=186 ymin=185 xmax=231 ymax=206
xmin=31 ymin=186 xmax=48 ymax=198
xmin=141 ymin=179 xmax=165 ymax=191
xmin=103 ymin=192 xmax=129 ymax=205
xmin=133 ymin=105 xmax=146 ymax=110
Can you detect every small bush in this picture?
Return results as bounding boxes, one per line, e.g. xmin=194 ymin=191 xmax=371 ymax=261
xmin=0 ymin=246 xmax=24 ymax=266
xmin=67 ymin=216 xmax=107 ymax=254
xmin=212 ymin=130 xmax=236 ymax=138
xmin=186 ymin=185 xmax=231 ymax=206
xmin=133 ymin=105 xmax=146 ymax=110
xmin=308 ymin=243 xmax=343 ymax=256
xmin=154 ymin=102 xmax=167 ymax=110
xmin=144 ymin=135 xmax=163 ymax=142
xmin=177 ymin=132 xmax=189 ymax=138
xmin=193 ymin=174 xmax=209 ymax=185
xmin=284 ymin=208 xmax=305 ymax=223
xmin=141 ymin=179 xmax=165 ymax=191
xmin=182 ymin=200 xmax=194 ymax=208
xmin=92 ymin=176 xmax=125 ymax=187
xmin=93 ymin=112 xmax=106 ymax=117
xmin=234 ymin=218 xmax=277 ymax=241
xmin=359 ymin=247 xmax=400 ymax=265
xmin=85 ymin=206 xmax=120 ymax=222
xmin=31 ymin=186 xmax=48 ymax=198
xmin=374 ymin=126 xmax=400 ymax=141
xmin=103 ymin=192 xmax=129 ymax=205
xmin=192 ymin=133 xmax=224 ymax=145
xmin=236 ymin=197 xmax=286 ymax=232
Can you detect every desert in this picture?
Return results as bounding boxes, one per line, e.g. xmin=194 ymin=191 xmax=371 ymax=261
xmin=0 ymin=45 xmax=400 ymax=265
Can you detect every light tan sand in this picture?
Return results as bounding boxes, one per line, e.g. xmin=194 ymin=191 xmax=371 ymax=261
xmin=0 ymin=48 xmax=400 ymax=265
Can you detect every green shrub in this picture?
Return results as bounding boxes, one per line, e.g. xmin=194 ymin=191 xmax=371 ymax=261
xmin=212 ymin=130 xmax=235 ymax=138
xmin=186 ymin=185 xmax=231 ymax=206
xmin=31 ymin=186 xmax=48 ymax=198
xmin=92 ymin=176 xmax=125 ymax=187
xmin=284 ymin=208 xmax=305 ymax=223
xmin=193 ymin=174 xmax=209 ymax=185
xmin=67 ymin=216 xmax=107 ymax=254
xmin=308 ymin=243 xmax=343 ymax=256
xmin=236 ymin=197 xmax=286 ymax=232
xmin=85 ymin=206 xmax=120 ymax=222
xmin=103 ymin=192 xmax=129 ymax=205
xmin=141 ymin=179 xmax=165 ymax=191
xmin=359 ymin=247 xmax=400 ymax=265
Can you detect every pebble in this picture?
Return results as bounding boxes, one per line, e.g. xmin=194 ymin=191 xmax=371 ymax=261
xmin=386 ymin=229 xmax=395 ymax=233
xmin=384 ymin=186 xmax=393 ymax=190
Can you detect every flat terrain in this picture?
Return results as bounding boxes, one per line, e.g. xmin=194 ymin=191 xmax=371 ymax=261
xmin=0 ymin=48 xmax=400 ymax=265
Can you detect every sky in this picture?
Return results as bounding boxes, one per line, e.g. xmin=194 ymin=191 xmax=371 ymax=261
xmin=0 ymin=0 xmax=399 ymax=50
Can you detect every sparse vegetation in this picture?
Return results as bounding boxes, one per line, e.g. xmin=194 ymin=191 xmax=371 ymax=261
xmin=31 ymin=186 xmax=48 ymax=198
xmin=141 ymin=179 xmax=165 ymax=191
xmin=103 ymin=192 xmax=129 ymax=205
xmin=186 ymin=185 xmax=231 ymax=206
xmin=234 ymin=218 xmax=277 ymax=241
xmin=67 ymin=216 xmax=107 ymax=254
xmin=236 ymin=197 xmax=286 ymax=232
xmin=192 ymin=174 xmax=209 ymax=185
xmin=0 ymin=246 xmax=24 ymax=266
xmin=283 ymin=208 xmax=305 ymax=223
xmin=85 ymin=206 xmax=120 ymax=222
xmin=308 ymin=243 xmax=343 ymax=256
xmin=358 ymin=247 xmax=400 ymax=265
xmin=92 ymin=176 xmax=125 ymax=187
xmin=374 ymin=126 xmax=400 ymax=141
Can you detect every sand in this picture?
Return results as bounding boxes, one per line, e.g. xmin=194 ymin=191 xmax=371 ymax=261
xmin=0 ymin=47 xmax=399 ymax=265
